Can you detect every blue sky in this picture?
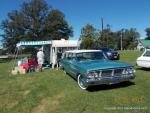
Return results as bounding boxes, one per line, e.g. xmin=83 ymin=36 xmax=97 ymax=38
xmin=0 ymin=0 xmax=150 ymax=43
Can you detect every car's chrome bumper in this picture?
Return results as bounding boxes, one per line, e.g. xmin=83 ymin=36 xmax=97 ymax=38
xmin=84 ymin=74 xmax=136 ymax=86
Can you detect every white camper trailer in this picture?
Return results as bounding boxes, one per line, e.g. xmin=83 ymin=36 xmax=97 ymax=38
xmin=16 ymin=39 xmax=80 ymax=65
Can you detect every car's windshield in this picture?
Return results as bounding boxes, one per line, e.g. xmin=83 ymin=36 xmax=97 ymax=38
xmin=143 ymin=51 xmax=150 ymax=57
xmin=76 ymin=52 xmax=105 ymax=60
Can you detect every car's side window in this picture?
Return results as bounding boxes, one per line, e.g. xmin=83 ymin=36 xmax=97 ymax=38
xmin=72 ymin=53 xmax=76 ymax=60
xmin=63 ymin=52 xmax=69 ymax=60
xmin=67 ymin=53 xmax=73 ymax=60
xmin=76 ymin=53 xmax=83 ymax=60
xmin=62 ymin=53 xmax=65 ymax=59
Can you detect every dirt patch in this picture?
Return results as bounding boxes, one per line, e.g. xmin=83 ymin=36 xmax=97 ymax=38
xmin=32 ymin=92 xmax=65 ymax=113
xmin=7 ymin=100 xmax=18 ymax=109
xmin=0 ymin=94 xmax=18 ymax=109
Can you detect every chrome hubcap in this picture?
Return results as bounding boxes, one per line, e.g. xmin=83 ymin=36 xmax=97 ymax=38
xmin=78 ymin=75 xmax=87 ymax=90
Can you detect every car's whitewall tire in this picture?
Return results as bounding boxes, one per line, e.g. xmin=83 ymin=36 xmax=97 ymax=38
xmin=77 ymin=74 xmax=88 ymax=90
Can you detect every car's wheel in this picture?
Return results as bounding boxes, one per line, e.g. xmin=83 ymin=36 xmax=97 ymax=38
xmin=77 ymin=74 xmax=88 ymax=90
xmin=117 ymin=56 xmax=120 ymax=60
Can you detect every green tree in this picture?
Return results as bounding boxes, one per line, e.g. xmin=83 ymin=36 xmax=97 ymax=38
xmin=98 ymin=25 xmax=119 ymax=49
xmin=80 ymin=36 xmax=95 ymax=49
xmin=94 ymin=27 xmax=139 ymax=50
xmin=45 ymin=9 xmax=73 ymax=40
xmin=79 ymin=23 xmax=140 ymax=50
xmin=80 ymin=24 xmax=98 ymax=49
xmin=145 ymin=28 xmax=150 ymax=40
xmin=0 ymin=0 xmax=73 ymax=53
xmin=118 ymin=28 xmax=140 ymax=50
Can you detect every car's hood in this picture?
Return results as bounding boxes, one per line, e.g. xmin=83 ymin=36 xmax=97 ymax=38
xmin=137 ymin=56 xmax=150 ymax=61
xmin=76 ymin=59 xmax=133 ymax=71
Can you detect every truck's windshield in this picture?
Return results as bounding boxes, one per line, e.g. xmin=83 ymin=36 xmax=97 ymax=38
xmin=143 ymin=51 xmax=150 ymax=57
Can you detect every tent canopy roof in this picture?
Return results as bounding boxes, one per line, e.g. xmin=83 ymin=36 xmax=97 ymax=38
xmin=17 ymin=41 xmax=51 ymax=47
xmin=16 ymin=39 xmax=80 ymax=48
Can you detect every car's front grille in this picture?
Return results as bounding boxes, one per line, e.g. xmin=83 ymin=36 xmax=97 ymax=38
xmin=100 ymin=69 xmax=124 ymax=77
xmin=114 ymin=69 xmax=124 ymax=76
xmin=101 ymin=70 xmax=112 ymax=77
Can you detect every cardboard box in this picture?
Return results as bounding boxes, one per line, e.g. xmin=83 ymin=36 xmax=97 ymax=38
xmin=19 ymin=69 xmax=26 ymax=74
xmin=11 ymin=70 xmax=18 ymax=75
xmin=12 ymin=66 xmax=26 ymax=75
xmin=15 ymin=66 xmax=23 ymax=71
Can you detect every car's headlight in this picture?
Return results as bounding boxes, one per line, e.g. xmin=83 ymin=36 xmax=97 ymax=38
xmin=87 ymin=72 xmax=95 ymax=79
xmin=87 ymin=71 xmax=101 ymax=78
xmin=122 ymin=68 xmax=136 ymax=74
xmin=131 ymin=68 xmax=136 ymax=73
xmin=122 ymin=69 xmax=128 ymax=74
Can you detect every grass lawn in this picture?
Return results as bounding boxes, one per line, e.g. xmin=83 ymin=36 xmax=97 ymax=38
xmin=0 ymin=51 xmax=150 ymax=113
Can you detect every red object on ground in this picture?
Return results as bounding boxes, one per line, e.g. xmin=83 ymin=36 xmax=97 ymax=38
xmin=21 ymin=58 xmax=39 ymax=71
xmin=21 ymin=63 xmax=29 ymax=70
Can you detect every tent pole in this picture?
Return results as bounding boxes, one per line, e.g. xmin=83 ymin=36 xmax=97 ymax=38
xmin=12 ymin=48 xmax=19 ymax=70
xmin=9 ymin=47 xmax=18 ymax=75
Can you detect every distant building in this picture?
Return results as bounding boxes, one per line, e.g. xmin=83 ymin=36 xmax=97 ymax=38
xmin=137 ymin=39 xmax=150 ymax=51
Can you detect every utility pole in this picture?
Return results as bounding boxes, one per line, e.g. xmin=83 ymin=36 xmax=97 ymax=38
xmin=121 ymin=29 xmax=124 ymax=50
xmin=101 ymin=17 xmax=104 ymax=31
xmin=101 ymin=17 xmax=104 ymax=47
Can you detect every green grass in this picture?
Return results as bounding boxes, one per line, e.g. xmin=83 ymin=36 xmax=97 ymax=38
xmin=0 ymin=51 xmax=150 ymax=113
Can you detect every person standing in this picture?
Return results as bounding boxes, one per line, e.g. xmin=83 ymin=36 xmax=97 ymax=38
xmin=37 ymin=48 xmax=44 ymax=71
xmin=56 ymin=49 xmax=62 ymax=70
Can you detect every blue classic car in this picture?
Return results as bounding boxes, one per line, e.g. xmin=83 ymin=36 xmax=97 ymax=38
xmin=60 ymin=50 xmax=136 ymax=90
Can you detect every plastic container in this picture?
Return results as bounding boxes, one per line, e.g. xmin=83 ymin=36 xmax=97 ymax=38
xmin=17 ymin=60 xmax=22 ymax=66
